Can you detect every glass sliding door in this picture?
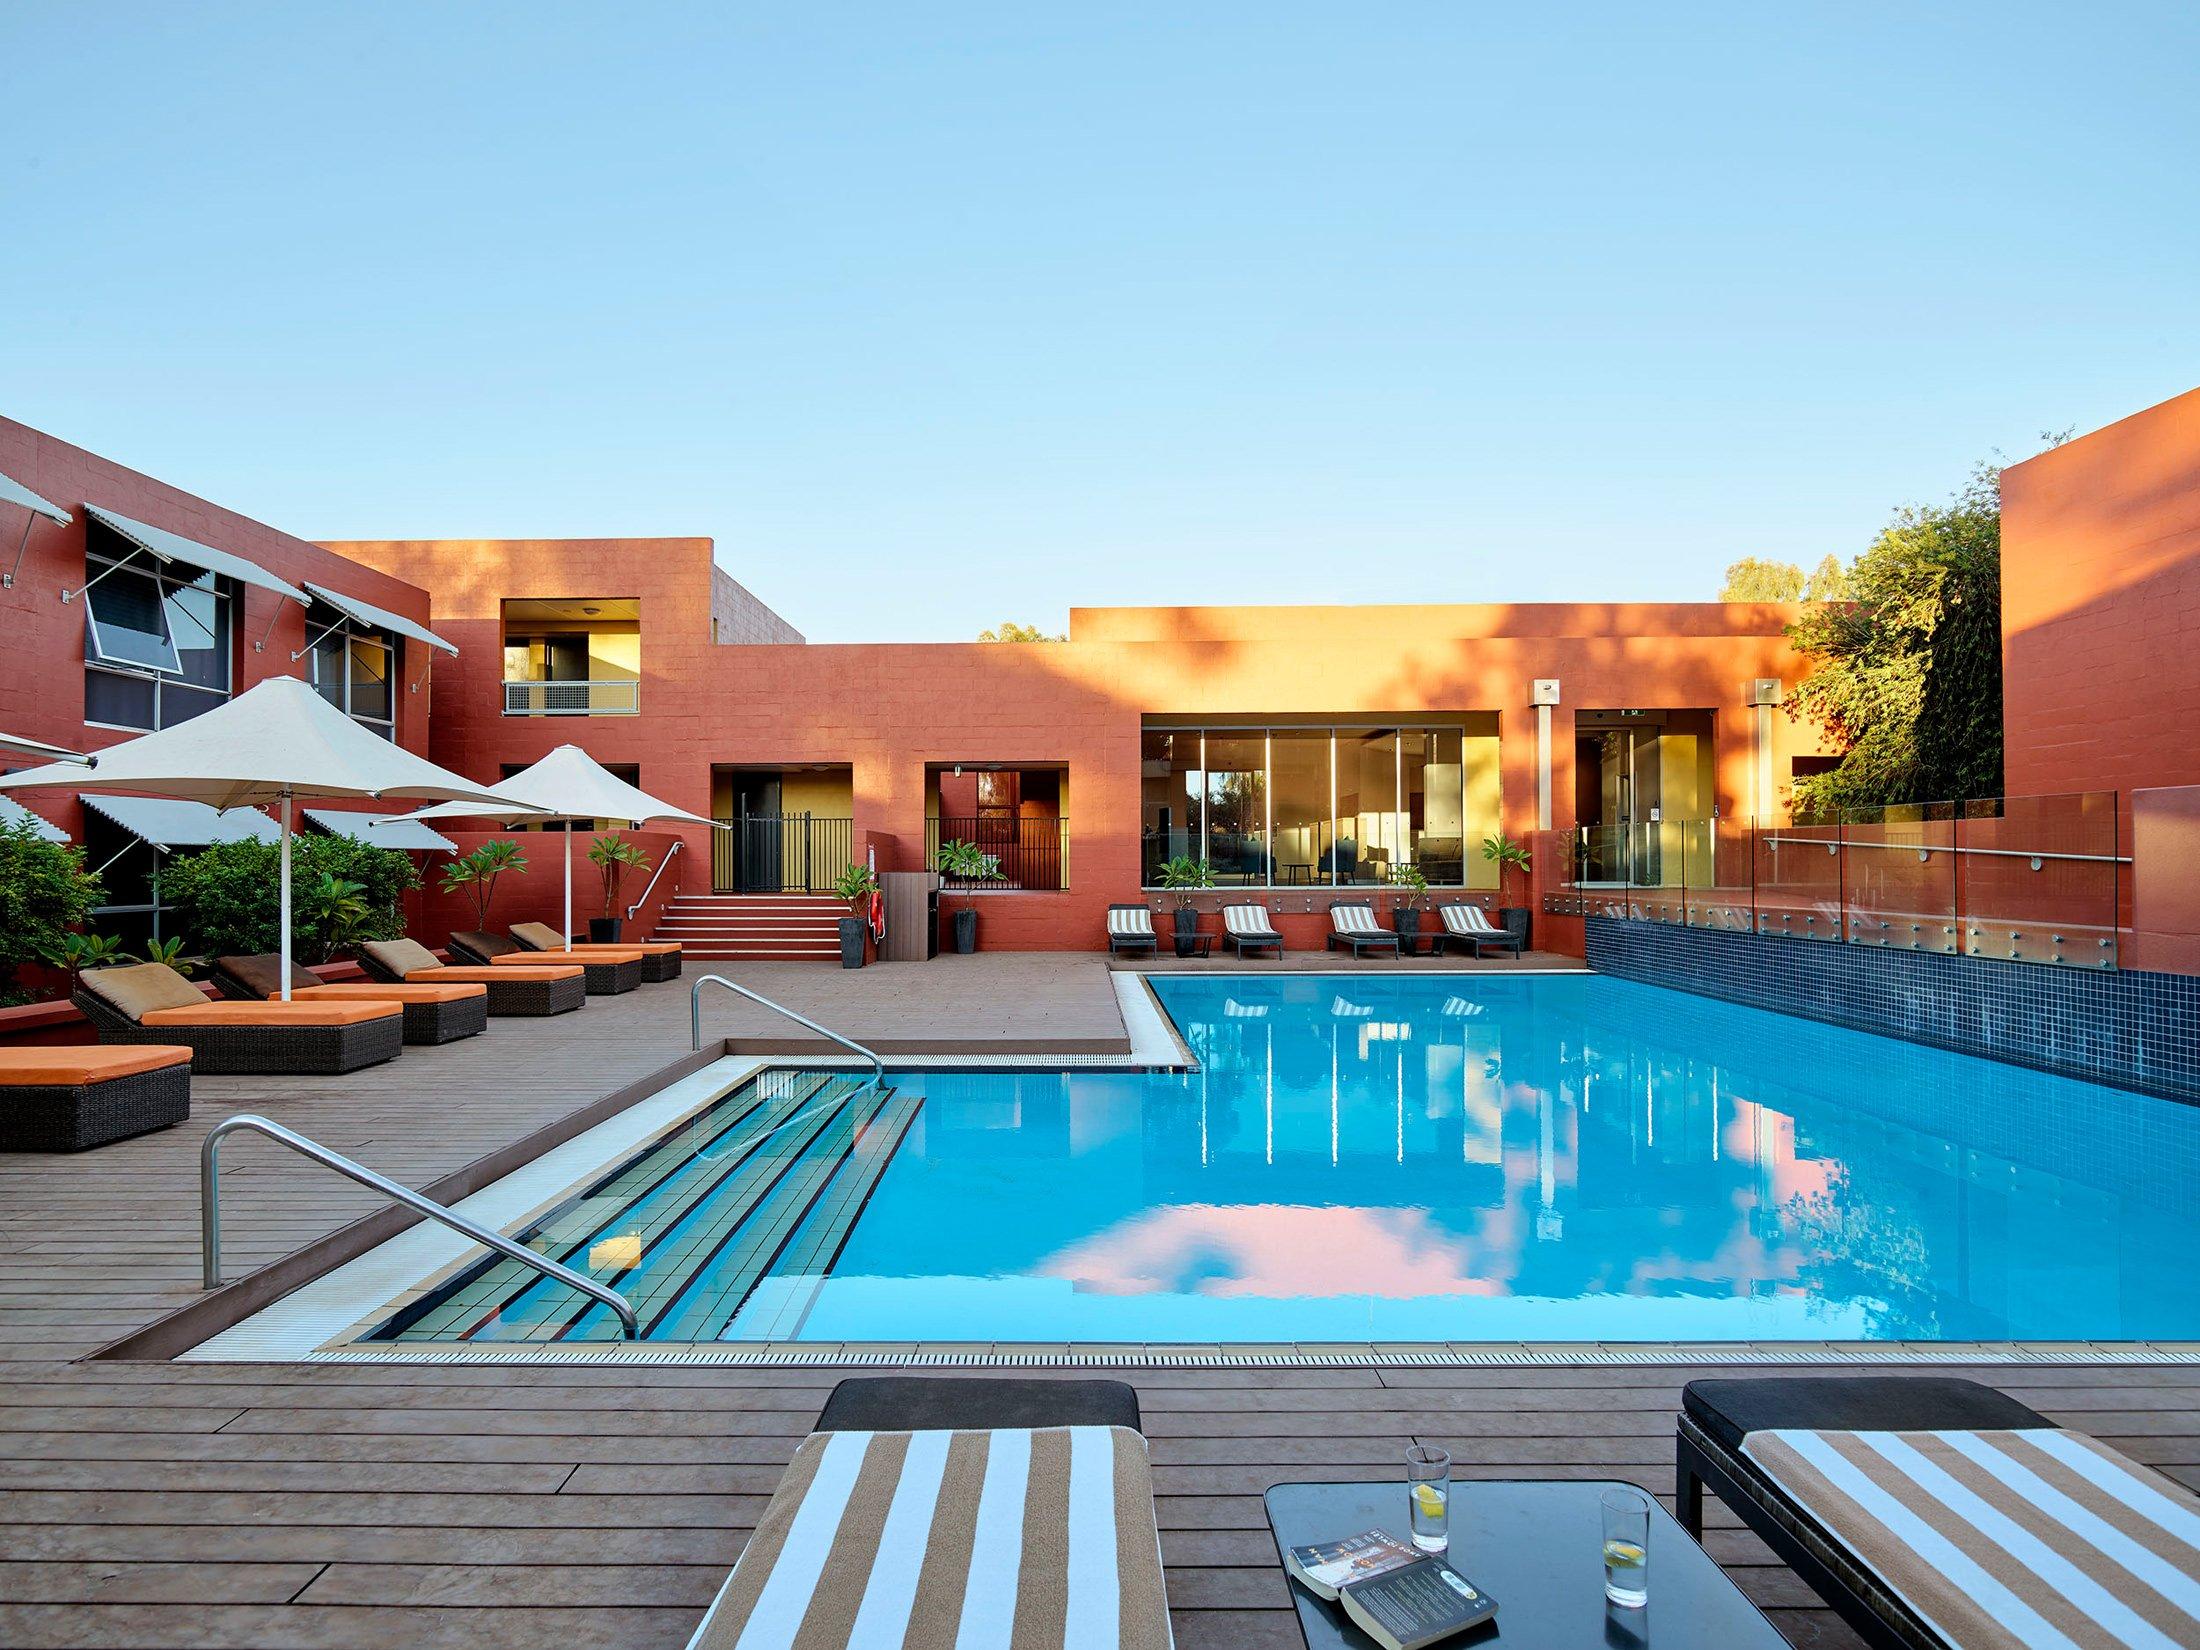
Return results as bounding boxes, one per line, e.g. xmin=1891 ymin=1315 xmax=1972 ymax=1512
xmin=1269 ymin=728 xmax=1333 ymax=886
xmin=1140 ymin=730 xmax=1202 ymax=884
xmin=1202 ymin=733 xmax=1267 ymax=886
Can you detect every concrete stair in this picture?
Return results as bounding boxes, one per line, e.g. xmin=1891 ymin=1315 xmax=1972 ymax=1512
xmin=652 ymin=893 xmax=846 ymax=961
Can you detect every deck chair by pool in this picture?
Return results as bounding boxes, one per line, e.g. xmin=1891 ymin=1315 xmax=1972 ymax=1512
xmin=1221 ymin=902 xmax=1284 ymax=957
xmin=450 ymin=929 xmax=644 ymax=995
xmin=1326 ymin=901 xmax=1401 ymax=957
xmin=1678 ymin=1375 xmax=2200 ymax=1650
xmin=687 ymin=1377 xmax=1169 ymax=1650
xmin=74 ymin=962 xmax=403 ymax=1075
xmin=1107 ymin=902 xmax=1159 ymax=956
xmin=1437 ymin=902 xmax=1522 ymax=958
xmin=213 ymin=953 xmax=487 ymax=1046
xmin=509 ymin=920 xmax=683 ymax=982
xmin=0 ymin=1044 xmax=191 ymax=1150
xmin=357 ymin=938 xmax=586 ymax=1017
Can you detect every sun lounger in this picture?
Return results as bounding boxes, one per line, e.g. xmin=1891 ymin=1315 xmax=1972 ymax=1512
xmin=1437 ymin=902 xmax=1522 ymax=957
xmin=1678 ymin=1375 xmax=2200 ymax=1650
xmin=1107 ymin=902 xmax=1159 ymax=956
xmin=449 ymin=929 xmax=643 ymax=995
xmin=1326 ymin=901 xmax=1400 ymax=957
xmin=212 ymin=953 xmax=487 ymax=1046
xmin=1221 ymin=901 xmax=1284 ymax=957
xmin=509 ymin=920 xmax=682 ymax=981
xmin=0 ymin=1044 xmax=191 ymax=1150
xmin=686 ymin=1377 xmax=1168 ymax=1650
xmin=357 ymin=938 xmax=586 ymax=1017
xmin=73 ymin=962 xmax=403 ymax=1075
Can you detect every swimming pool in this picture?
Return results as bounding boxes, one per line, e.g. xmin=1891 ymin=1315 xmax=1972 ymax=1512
xmin=368 ymin=974 xmax=2200 ymax=1347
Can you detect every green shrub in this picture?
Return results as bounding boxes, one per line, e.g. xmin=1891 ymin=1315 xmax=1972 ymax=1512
xmin=160 ymin=836 xmax=421 ymax=963
xmin=0 ymin=817 xmax=104 ymax=1005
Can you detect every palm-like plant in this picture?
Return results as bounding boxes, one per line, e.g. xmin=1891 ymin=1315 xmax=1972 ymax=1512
xmin=304 ymin=872 xmax=373 ymax=963
xmin=1156 ymin=853 xmax=1214 ymax=910
xmin=1392 ymin=863 xmax=1431 ymax=912
xmin=587 ymin=834 xmax=652 ymax=918
xmin=934 ymin=839 xmax=999 ymax=913
xmin=139 ymin=936 xmax=195 ymax=976
xmin=438 ymin=840 xmax=528 ymax=928
xmin=42 ymin=931 xmax=128 ymax=991
xmin=832 ymin=862 xmax=880 ymax=918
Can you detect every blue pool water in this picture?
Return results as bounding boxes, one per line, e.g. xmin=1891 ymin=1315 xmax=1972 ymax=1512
xmin=375 ymin=974 xmax=2200 ymax=1345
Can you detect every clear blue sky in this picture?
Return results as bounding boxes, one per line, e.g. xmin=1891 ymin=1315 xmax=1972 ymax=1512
xmin=4 ymin=5 xmax=2195 ymax=641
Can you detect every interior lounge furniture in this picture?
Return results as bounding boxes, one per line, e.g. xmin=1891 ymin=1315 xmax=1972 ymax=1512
xmin=686 ymin=1377 xmax=1168 ymax=1650
xmin=449 ymin=929 xmax=643 ymax=995
xmin=1438 ymin=901 xmax=1524 ymax=957
xmin=1678 ymin=1375 xmax=2200 ymax=1650
xmin=1107 ymin=902 xmax=1159 ymax=956
xmin=357 ymin=938 xmax=586 ymax=1017
xmin=0 ymin=1044 xmax=192 ymax=1151
xmin=508 ymin=920 xmax=682 ymax=982
xmin=1326 ymin=902 xmax=1401 ymax=957
xmin=73 ymin=962 xmax=403 ymax=1075
xmin=1221 ymin=901 xmax=1285 ymax=957
xmin=212 ymin=953 xmax=488 ymax=1046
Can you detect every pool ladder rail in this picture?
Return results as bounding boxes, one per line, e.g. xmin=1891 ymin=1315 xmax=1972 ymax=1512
xmin=199 ymin=1114 xmax=641 ymax=1339
xmin=689 ymin=972 xmax=887 ymax=1089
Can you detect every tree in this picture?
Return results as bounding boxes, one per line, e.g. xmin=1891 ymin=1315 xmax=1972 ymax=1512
xmin=1717 ymin=558 xmax=1805 ymax=602
xmin=1802 ymin=554 xmax=1848 ymax=602
xmin=976 ymin=621 xmax=1065 ymax=642
xmin=0 ymin=817 xmax=104 ymax=1005
xmin=160 ymin=836 xmax=423 ymax=961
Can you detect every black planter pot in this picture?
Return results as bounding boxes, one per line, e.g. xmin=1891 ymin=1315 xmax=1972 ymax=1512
xmin=1392 ymin=908 xmax=1423 ymax=938
xmin=837 ymin=917 xmax=868 ymax=969
xmin=952 ymin=906 xmax=979 ymax=955
xmin=1500 ymin=905 xmax=1532 ymax=951
xmin=1172 ymin=906 xmax=1199 ymax=958
xmin=588 ymin=917 xmax=623 ymax=943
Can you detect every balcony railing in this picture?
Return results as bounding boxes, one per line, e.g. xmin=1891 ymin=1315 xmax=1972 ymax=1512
xmin=928 ymin=816 xmax=1069 ymax=891
xmin=502 ymin=679 xmax=639 ymax=716
xmin=711 ymin=814 xmax=853 ymax=893
xmin=1539 ymin=792 xmax=2126 ymax=969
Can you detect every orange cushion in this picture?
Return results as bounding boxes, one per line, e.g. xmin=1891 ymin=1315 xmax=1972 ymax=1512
xmin=0 ymin=1045 xmax=192 ymax=1084
xmin=295 ymin=983 xmax=485 ymax=1005
xmin=491 ymin=949 xmax=643 ymax=965
xmin=553 ymin=941 xmax=681 ymax=955
xmin=414 ymin=964 xmax=584 ymax=984
xmin=141 ymin=1001 xmax=400 ymax=1028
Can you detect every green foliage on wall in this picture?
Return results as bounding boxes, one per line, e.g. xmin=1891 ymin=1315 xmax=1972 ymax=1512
xmin=160 ymin=835 xmax=422 ymax=963
xmin=0 ymin=819 xmax=105 ymax=1005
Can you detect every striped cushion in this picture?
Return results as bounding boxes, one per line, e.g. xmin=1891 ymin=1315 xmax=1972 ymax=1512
xmin=1223 ymin=906 xmax=1276 ymax=936
xmin=1332 ymin=905 xmax=1381 ymax=934
xmin=1107 ymin=908 xmax=1154 ymax=939
xmin=1441 ymin=904 xmax=1502 ymax=935
xmin=1742 ymin=1427 xmax=2200 ymax=1650
xmin=691 ymin=1425 xmax=1171 ymax=1650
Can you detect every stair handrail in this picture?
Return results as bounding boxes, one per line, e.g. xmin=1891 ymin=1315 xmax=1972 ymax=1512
xmin=691 ymin=972 xmax=887 ymax=1088
xmin=627 ymin=837 xmax=684 ymax=921
xmin=200 ymin=1114 xmax=639 ymax=1339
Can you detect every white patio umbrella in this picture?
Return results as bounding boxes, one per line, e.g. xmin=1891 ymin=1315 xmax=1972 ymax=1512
xmin=0 ymin=730 xmax=92 ymax=765
xmin=404 ymin=743 xmax=719 ymax=945
xmin=0 ymin=678 xmax=533 ymax=999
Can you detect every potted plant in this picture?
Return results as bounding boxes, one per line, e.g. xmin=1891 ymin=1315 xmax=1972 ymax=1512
xmin=1481 ymin=832 xmax=1534 ymax=950
xmin=1156 ymin=853 xmax=1214 ymax=957
xmin=831 ymin=862 xmax=879 ymax=969
xmin=935 ymin=839 xmax=998 ymax=954
xmin=1390 ymin=864 xmax=1430 ymax=939
xmin=586 ymin=834 xmax=651 ymax=942
xmin=437 ymin=840 xmax=528 ymax=932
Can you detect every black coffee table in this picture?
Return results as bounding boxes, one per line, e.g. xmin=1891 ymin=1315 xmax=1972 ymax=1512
xmin=1264 ymin=1479 xmax=1786 ymax=1649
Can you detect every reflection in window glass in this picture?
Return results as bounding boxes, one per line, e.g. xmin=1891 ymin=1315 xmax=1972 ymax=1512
xmin=1340 ymin=729 xmax=1396 ymax=884
xmin=83 ymin=552 xmax=233 ymax=730
xmin=85 ymin=563 xmax=181 ymax=673
xmin=1269 ymin=728 xmax=1332 ymax=886
xmin=1202 ymin=734 xmax=1267 ymax=886
xmin=1139 ymin=730 xmax=1201 ymax=884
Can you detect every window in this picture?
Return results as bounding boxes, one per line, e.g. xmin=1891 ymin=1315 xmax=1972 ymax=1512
xmin=500 ymin=597 xmax=641 ymax=715
xmin=82 ymin=548 xmax=233 ymax=731
xmin=306 ymin=603 xmax=396 ymax=739
xmin=1139 ymin=720 xmax=1500 ymax=889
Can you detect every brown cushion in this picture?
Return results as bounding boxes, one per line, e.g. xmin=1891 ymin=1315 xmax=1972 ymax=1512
xmin=140 ymin=1001 xmax=400 ymax=1028
xmin=491 ymin=948 xmax=642 ymax=965
xmin=78 ymin=963 xmax=208 ymax=1021
xmin=417 ymin=964 xmax=584 ymax=984
xmin=361 ymin=938 xmax=441 ymax=978
xmin=295 ymin=983 xmax=486 ymax=1005
xmin=509 ymin=922 xmax=567 ymax=950
xmin=0 ymin=1045 xmax=193 ymax=1084
xmin=216 ymin=953 xmax=318 ymax=998
xmin=451 ymin=930 xmax=518 ymax=959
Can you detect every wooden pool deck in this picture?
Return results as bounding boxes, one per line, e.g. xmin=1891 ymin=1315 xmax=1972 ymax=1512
xmin=4 ymin=954 xmax=2195 ymax=1649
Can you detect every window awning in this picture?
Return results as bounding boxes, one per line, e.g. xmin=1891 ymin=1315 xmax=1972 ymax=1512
xmin=304 ymin=807 xmax=456 ymax=853
xmin=0 ymin=468 xmax=70 ymax=525
xmin=83 ymin=505 xmax=309 ymax=605
xmin=0 ymin=797 xmax=67 ymax=843
xmin=80 ymin=794 xmax=279 ymax=851
xmin=304 ymin=582 xmax=458 ymax=657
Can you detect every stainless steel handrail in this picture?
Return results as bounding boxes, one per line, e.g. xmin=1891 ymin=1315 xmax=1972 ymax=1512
xmin=1760 ymin=834 xmax=2131 ymax=865
xmin=199 ymin=1114 xmax=638 ymax=1338
xmin=626 ymin=838 xmax=682 ymax=921
xmin=691 ymin=973 xmax=886 ymax=1087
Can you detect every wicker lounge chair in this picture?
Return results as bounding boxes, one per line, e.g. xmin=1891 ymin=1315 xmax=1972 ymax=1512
xmin=1678 ymin=1375 xmax=2200 ymax=1649
xmin=212 ymin=953 xmax=488 ymax=1046
xmin=1221 ymin=901 xmax=1285 ymax=957
xmin=0 ymin=1044 xmax=191 ymax=1151
xmin=686 ymin=1377 xmax=1166 ymax=1650
xmin=509 ymin=920 xmax=682 ymax=982
xmin=356 ymin=938 xmax=586 ymax=1017
xmin=449 ymin=930 xmax=643 ymax=995
xmin=1437 ymin=901 xmax=1523 ymax=957
xmin=1107 ymin=902 xmax=1159 ymax=956
xmin=73 ymin=962 xmax=403 ymax=1075
xmin=1326 ymin=901 xmax=1401 ymax=956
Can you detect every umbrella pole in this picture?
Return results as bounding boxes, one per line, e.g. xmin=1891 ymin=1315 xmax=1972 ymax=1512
xmin=278 ymin=789 xmax=293 ymax=1003
xmin=563 ymin=819 xmax=573 ymax=946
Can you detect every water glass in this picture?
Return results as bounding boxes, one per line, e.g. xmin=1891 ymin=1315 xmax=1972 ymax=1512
xmin=1601 ymin=1488 xmax=1650 ymax=1608
xmin=1405 ymin=1444 xmax=1450 ymax=1552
